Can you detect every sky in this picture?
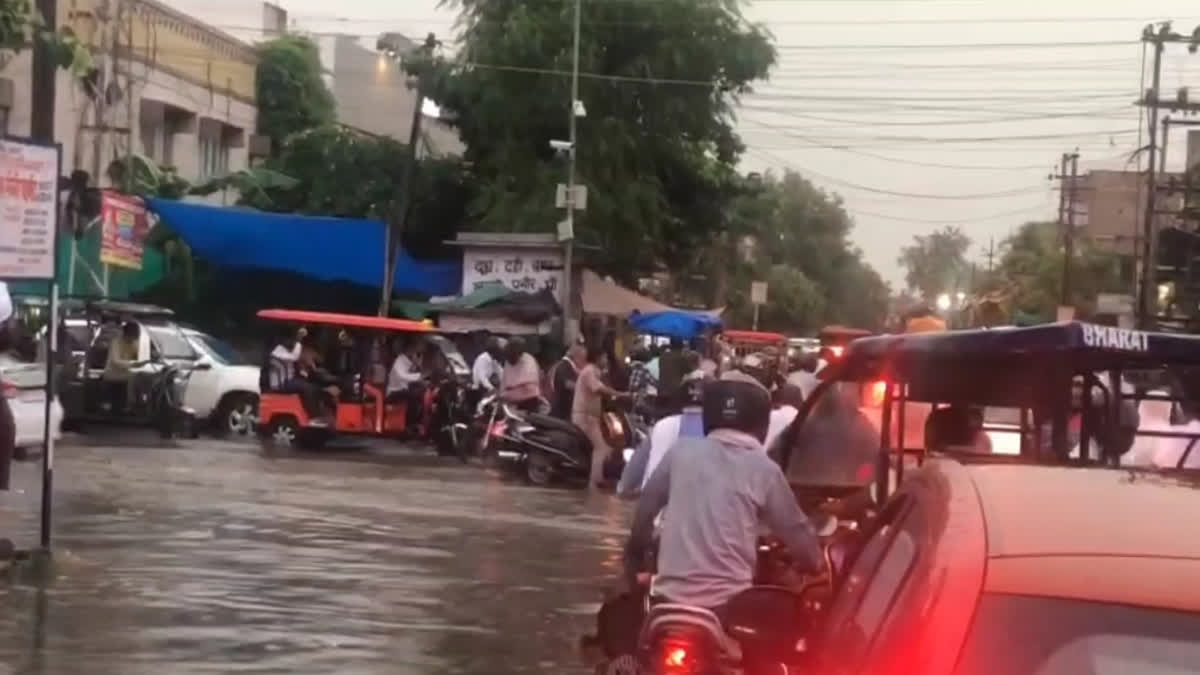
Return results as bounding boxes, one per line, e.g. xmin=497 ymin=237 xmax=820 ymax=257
xmin=170 ymin=0 xmax=1200 ymax=288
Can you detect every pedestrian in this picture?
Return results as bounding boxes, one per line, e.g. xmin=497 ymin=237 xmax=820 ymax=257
xmin=500 ymin=337 xmax=544 ymax=412
xmin=548 ymin=344 xmax=586 ymax=419
xmin=472 ymin=336 xmax=503 ymax=394
xmin=572 ymin=345 xmax=628 ymax=489
xmin=0 ymin=281 xmax=15 ymax=496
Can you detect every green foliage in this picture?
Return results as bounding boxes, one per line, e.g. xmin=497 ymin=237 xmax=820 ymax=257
xmin=898 ymin=226 xmax=972 ymax=301
xmin=255 ymin=35 xmax=336 ymax=149
xmin=242 ymin=125 xmax=474 ymax=257
xmin=0 ymin=1 xmax=92 ymax=74
xmin=422 ymin=0 xmax=775 ymax=278
xmin=997 ymin=221 xmax=1123 ymax=318
xmin=700 ymin=170 xmax=889 ymax=333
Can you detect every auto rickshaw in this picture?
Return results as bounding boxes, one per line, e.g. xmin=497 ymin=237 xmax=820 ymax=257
xmin=256 ymin=309 xmax=460 ymax=450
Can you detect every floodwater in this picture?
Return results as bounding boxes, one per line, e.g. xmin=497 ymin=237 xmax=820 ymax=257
xmin=0 ymin=436 xmax=631 ymax=674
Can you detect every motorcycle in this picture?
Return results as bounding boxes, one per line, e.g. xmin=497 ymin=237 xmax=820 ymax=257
xmin=473 ymin=394 xmax=596 ymax=487
xmin=584 ymin=508 xmax=864 ymax=675
xmin=429 ymin=371 xmax=472 ymax=460
xmin=144 ymin=359 xmax=204 ymax=439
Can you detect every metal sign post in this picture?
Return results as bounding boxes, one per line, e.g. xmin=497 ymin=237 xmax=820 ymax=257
xmin=750 ymin=281 xmax=768 ymax=330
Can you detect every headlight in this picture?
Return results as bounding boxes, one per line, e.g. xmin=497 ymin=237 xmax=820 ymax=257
xmin=622 ymin=447 xmax=634 ymax=462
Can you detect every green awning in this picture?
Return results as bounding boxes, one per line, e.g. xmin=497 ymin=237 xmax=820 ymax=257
xmin=392 ymin=281 xmax=512 ymax=319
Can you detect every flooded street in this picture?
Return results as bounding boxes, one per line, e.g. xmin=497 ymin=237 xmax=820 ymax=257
xmin=0 ymin=437 xmax=630 ymax=674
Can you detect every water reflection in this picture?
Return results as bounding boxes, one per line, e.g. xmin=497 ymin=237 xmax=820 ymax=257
xmin=0 ymin=440 xmax=629 ymax=674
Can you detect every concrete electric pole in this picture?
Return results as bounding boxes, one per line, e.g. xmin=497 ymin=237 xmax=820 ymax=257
xmin=559 ymin=0 xmax=583 ymax=343
xmin=379 ymin=33 xmax=437 ymax=316
xmin=1052 ymin=151 xmax=1080 ymax=307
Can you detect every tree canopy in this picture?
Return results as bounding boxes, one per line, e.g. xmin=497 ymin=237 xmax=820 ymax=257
xmin=995 ymin=221 xmax=1123 ymax=319
xmin=898 ymin=226 xmax=971 ymax=301
xmin=255 ymin=35 xmax=337 ymax=150
xmin=420 ymin=0 xmax=775 ymax=281
xmin=692 ymin=170 xmax=889 ymax=333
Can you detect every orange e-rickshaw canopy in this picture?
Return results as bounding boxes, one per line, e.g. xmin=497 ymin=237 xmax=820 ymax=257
xmin=255 ymin=309 xmax=435 ymax=333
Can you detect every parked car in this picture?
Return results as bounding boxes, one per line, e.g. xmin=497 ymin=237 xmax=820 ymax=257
xmin=178 ymin=327 xmax=260 ymax=437
xmin=58 ymin=311 xmax=259 ymax=437
xmin=0 ymin=354 xmax=62 ymax=452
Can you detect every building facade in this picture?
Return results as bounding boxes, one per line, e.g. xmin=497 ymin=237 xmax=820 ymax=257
xmin=316 ymin=33 xmax=462 ymax=157
xmin=2 ymin=0 xmax=261 ymax=196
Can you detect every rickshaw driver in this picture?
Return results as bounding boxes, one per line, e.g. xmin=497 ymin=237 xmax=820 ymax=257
xmin=268 ymin=326 xmax=328 ymax=424
xmin=386 ymin=337 xmax=428 ymax=423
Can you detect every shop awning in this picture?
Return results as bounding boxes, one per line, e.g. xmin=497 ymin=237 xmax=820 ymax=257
xmin=146 ymin=198 xmax=461 ymax=297
xmin=580 ymin=269 xmax=722 ymax=317
xmin=629 ymin=310 xmax=723 ymax=339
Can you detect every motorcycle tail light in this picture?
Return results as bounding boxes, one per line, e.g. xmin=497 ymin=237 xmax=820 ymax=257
xmin=489 ymin=422 xmax=506 ymax=437
xmin=660 ymin=640 xmax=699 ymax=673
xmin=0 ymin=379 xmax=15 ymax=399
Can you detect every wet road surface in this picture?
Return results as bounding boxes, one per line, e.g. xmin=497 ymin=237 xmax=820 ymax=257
xmin=0 ymin=435 xmax=631 ymax=674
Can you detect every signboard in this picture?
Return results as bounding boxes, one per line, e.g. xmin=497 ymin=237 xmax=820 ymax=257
xmin=0 ymin=138 xmax=60 ymax=279
xmin=99 ymin=191 xmax=150 ymax=270
xmin=1096 ymin=293 xmax=1135 ymax=316
xmin=750 ymin=281 xmax=768 ymax=305
xmin=462 ymin=246 xmax=564 ymax=303
xmin=555 ymin=183 xmax=588 ymax=211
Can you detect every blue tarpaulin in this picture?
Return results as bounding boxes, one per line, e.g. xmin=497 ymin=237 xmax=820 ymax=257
xmin=146 ymin=199 xmax=461 ymax=297
xmin=629 ymin=310 xmax=723 ymax=339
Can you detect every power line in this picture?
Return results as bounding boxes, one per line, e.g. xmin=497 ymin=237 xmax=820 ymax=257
xmin=740 ymin=103 xmax=1136 ymax=127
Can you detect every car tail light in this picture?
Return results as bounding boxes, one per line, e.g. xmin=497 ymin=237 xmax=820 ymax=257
xmin=1 ymin=379 xmax=16 ymax=399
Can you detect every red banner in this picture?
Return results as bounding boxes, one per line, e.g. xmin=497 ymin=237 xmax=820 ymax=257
xmin=100 ymin=191 xmax=149 ymax=270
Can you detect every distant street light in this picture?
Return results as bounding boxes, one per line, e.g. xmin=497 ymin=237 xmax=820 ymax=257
xmin=936 ymin=293 xmax=952 ymax=312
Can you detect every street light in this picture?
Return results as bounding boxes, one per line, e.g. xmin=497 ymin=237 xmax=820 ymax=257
xmin=936 ymin=293 xmax=952 ymax=312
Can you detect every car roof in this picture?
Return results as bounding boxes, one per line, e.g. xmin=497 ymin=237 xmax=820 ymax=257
xmin=961 ymin=462 xmax=1200 ymax=611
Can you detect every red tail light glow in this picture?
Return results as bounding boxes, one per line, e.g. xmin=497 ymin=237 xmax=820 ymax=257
xmin=1 ymin=379 xmax=16 ymax=399
xmin=489 ymin=422 xmax=506 ymax=437
xmin=828 ymin=345 xmax=844 ymax=358
xmin=664 ymin=645 xmax=689 ymax=669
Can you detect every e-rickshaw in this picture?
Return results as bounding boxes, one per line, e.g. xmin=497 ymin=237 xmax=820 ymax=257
xmin=781 ymin=320 xmax=1200 ymax=508
xmin=256 ymin=309 xmax=451 ymax=450
xmin=722 ymin=329 xmax=788 ymax=384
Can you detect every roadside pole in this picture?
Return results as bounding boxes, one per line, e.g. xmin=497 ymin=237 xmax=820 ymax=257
xmin=559 ymin=0 xmax=583 ymax=344
xmin=380 ymin=33 xmax=437 ymax=316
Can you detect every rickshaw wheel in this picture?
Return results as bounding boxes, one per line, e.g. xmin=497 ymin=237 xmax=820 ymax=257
xmin=266 ymin=416 xmax=299 ymax=447
xmin=525 ymin=452 xmax=554 ymax=487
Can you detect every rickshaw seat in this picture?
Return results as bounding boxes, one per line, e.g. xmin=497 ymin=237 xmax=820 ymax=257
xmin=524 ymin=412 xmax=590 ymax=441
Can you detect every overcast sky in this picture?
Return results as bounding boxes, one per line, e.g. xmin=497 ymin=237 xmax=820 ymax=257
xmin=176 ymin=0 xmax=1200 ymax=287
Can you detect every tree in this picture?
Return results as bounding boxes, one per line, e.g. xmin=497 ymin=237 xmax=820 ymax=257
xmin=419 ymin=0 xmax=775 ymax=281
xmin=996 ymin=221 xmax=1123 ymax=320
xmin=898 ymin=226 xmax=972 ymax=301
xmin=697 ymin=169 xmax=890 ymax=333
xmin=239 ymin=125 xmax=475 ymax=257
xmin=0 ymin=0 xmax=91 ymax=73
xmin=255 ymin=35 xmax=336 ymax=150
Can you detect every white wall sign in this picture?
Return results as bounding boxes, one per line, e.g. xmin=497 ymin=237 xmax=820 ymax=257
xmin=0 ymin=139 xmax=60 ymax=279
xmin=462 ymin=246 xmax=565 ymax=303
xmin=750 ymin=281 xmax=768 ymax=305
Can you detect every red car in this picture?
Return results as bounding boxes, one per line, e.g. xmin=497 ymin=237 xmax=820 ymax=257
xmin=812 ymin=456 xmax=1200 ymax=675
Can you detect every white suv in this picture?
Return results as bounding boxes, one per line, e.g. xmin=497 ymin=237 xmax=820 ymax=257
xmin=62 ymin=318 xmax=261 ymax=437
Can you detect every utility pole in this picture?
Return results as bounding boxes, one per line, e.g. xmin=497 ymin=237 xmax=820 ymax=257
xmin=1053 ymin=151 xmax=1080 ymax=307
xmin=30 ymin=0 xmax=58 ymax=142
xmin=379 ymin=33 xmax=437 ymax=316
xmin=559 ymin=0 xmax=582 ymax=343
xmin=986 ymin=237 xmax=995 ymax=274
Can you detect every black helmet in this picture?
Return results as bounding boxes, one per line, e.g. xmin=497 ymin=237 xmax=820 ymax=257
xmin=702 ymin=371 xmax=772 ymax=443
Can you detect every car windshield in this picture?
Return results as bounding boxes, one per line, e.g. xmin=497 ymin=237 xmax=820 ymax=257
xmin=777 ymin=380 xmax=880 ymax=487
xmin=956 ymin=593 xmax=1200 ymax=675
xmin=146 ymin=325 xmax=197 ymax=360
xmin=190 ymin=333 xmax=248 ymax=366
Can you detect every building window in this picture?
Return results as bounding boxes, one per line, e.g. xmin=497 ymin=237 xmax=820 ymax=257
xmin=198 ymin=135 xmax=229 ymax=178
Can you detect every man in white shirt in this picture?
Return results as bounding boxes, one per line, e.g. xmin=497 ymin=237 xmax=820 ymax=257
xmin=471 ymin=337 xmax=503 ymax=392
xmin=268 ymin=327 xmax=326 ymax=423
xmin=766 ymin=384 xmax=804 ymax=450
xmin=387 ymin=339 xmax=428 ymax=430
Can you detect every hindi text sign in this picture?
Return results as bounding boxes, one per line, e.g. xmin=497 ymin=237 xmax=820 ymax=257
xmin=462 ymin=246 xmax=564 ymax=303
xmin=0 ymin=139 xmax=59 ymax=279
xmin=100 ymin=191 xmax=150 ymax=270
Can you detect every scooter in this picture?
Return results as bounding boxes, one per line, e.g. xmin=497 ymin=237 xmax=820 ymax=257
xmin=473 ymin=395 xmax=593 ymax=487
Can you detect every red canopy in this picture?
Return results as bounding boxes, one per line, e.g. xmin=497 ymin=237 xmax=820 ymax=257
xmin=256 ymin=309 xmax=434 ymax=333
xmin=723 ymin=329 xmax=787 ymax=345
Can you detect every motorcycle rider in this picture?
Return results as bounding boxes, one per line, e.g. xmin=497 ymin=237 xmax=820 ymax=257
xmin=623 ymin=371 xmax=824 ymax=620
xmin=616 ymin=368 xmax=707 ymax=499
